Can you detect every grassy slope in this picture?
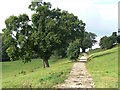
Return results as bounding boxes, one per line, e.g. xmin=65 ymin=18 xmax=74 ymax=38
xmin=86 ymin=46 xmax=118 ymax=88
xmin=2 ymin=58 xmax=73 ymax=88
xmin=88 ymin=48 xmax=104 ymax=55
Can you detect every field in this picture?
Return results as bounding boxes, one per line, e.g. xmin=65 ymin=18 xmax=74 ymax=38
xmin=2 ymin=46 xmax=119 ymax=88
xmin=2 ymin=58 xmax=73 ymax=88
xmin=86 ymin=46 xmax=118 ymax=88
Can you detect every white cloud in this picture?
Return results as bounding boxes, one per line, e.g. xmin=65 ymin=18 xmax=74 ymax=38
xmin=45 ymin=0 xmax=98 ymax=19
xmin=96 ymin=4 xmax=118 ymax=20
xmin=92 ymin=0 xmax=119 ymax=4
xmin=0 ymin=0 xmax=118 ymax=37
xmin=0 ymin=0 xmax=32 ymax=32
xmin=45 ymin=0 xmax=118 ymax=36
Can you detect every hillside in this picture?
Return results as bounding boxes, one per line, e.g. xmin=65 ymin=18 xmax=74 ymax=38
xmin=86 ymin=46 xmax=118 ymax=88
xmin=2 ymin=58 xmax=73 ymax=88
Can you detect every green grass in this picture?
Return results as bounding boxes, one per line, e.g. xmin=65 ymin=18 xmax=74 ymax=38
xmin=2 ymin=58 xmax=73 ymax=88
xmin=88 ymin=48 xmax=103 ymax=55
xmin=86 ymin=46 xmax=118 ymax=88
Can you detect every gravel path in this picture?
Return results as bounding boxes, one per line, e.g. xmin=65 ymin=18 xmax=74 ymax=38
xmin=56 ymin=62 xmax=95 ymax=88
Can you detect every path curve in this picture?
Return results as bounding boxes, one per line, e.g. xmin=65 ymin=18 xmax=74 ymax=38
xmin=56 ymin=62 xmax=95 ymax=88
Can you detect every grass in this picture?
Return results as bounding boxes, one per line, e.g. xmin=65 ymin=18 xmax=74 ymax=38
xmin=2 ymin=58 xmax=73 ymax=88
xmin=2 ymin=45 xmax=119 ymax=88
xmin=86 ymin=46 xmax=118 ymax=88
xmin=88 ymin=48 xmax=104 ymax=55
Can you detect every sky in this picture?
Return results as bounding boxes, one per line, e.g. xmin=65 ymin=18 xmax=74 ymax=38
xmin=119 ymin=1 xmax=120 ymax=29
xmin=0 ymin=0 xmax=119 ymax=48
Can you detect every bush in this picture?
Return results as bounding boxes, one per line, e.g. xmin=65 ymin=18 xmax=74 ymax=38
xmin=99 ymin=36 xmax=116 ymax=49
xmin=67 ymin=39 xmax=80 ymax=61
xmin=117 ymin=35 xmax=120 ymax=43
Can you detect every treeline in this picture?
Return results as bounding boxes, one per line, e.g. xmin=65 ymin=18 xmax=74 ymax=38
xmin=2 ymin=1 xmax=97 ymax=67
xmin=99 ymin=32 xmax=120 ymax=49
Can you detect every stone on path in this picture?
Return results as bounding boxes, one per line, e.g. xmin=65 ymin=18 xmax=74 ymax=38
xmin=56 ymin=62 xmax=95 ymax=88
xmin=79 ymin=53 xmax=88 ymax=62
xmin=79 ymin=56 xmax=87 ymax=62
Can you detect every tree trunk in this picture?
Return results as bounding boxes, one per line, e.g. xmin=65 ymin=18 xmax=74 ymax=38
xmin=43 ymin=60 xmax=45 ymax=68
xmin=43 ymin=59 xmax=50 ymax=68
xmin=82 ymin=48 xmax=86 ymax=53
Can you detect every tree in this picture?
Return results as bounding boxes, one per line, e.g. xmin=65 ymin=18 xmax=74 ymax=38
xmin=99 ymin=32 xmax=118 ymax=49
xmin=80 ymin=31 xmax=97 ymax=52
xmin=3 ymin=2 xmax=60 ymax=67
xmin=99 ymin=36 xmax=115 ymax=49
xmin=3 ymin=1 xmax=85 ymax=68
xmin=53 ymin=48 xmax=67 ymax=59
xmin=29 ymin=1 xmax=85 ymax=67
xmin=0 ymin=33 xmax=2 ymax=61
xmin=117 ymin=35 xmax=120 ymax=43
xmin=1 ymin=33 xmax=10 ymax=61
xmin=111 ymin=32 xmax=120 ymax=44
xmin=99 ymin=36 xmax=107 ymax=49
xmin=2 ymin=14 xmax=33 ymax=62
xmin=28 ymin=1 xmax=71 ymax=67
xmin=67 ymin=39 xmax=80 ymax=61
xmin=52 ymin=12 xmax=86 ymax=58
xmin=111 ymin=32 xmax=117 ymax=44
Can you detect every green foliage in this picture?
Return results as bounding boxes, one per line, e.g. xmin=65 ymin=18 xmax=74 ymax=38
xmin=87 ymin=46 xmax=118 ymax=88
xmin=117 ymin=35 xmax=120 ymax=43
xmin=0 ymin=33 xmax=2 ymax=61
xmin=111 ymin=32 xmax=117 ymax=43
xmin=52 ymin=11 xmax=86 ymax=58
xmin=80 ymin=31 xmax=97 ymax=52
xmin=29 ymin=2 xmax=67 ymax=67
xmin=67 ymin=39 xmax=80 ymax=61
xmin=100 ymin=36 xmax=113 ymax=49
xmin=1 ymin=33 xmax=10 ymax=61
xmin=99 ymin=32 xmax=118 ymax=49
xmin=3 ymin=0 xmax=98 ymax=69
xmin=2 ymin=14 xmax=33 ymax=62
xmin=53 ymin=48 xmax=67 ymax=59
xmin=99 ymin=36 xmax=116 ymax=49
xmin=3 ymin=1 xmax=86 ymax=68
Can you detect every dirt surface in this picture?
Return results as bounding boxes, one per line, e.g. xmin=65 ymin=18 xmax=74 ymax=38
xmin=56 ymin=62 xmax=95 ymax=88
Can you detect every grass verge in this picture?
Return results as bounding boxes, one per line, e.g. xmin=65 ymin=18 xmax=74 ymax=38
xmin=86 ymin=46 xmax=118 ymax=88
xmin=2 ymin=58 xmax=73 ymax=88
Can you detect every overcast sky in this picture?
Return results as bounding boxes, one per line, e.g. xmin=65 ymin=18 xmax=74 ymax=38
xmin=0 ymin=0 xmax=119 ymax=48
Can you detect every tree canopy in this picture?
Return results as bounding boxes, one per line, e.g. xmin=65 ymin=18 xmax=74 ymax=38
xmin=2 ymin=14 xmax=33 ymax=62
xmin=80 ymin=31 xmax=97 ymax=52
xmin=67 ymin=39 xmax=81 ymax=61
xmin=117 ymin=35 xmax=120 ymax=43
xmin=2 ymin=1 xmax=87 ymax=68
xmin=99 ymin=32 xmax=118 ymax=49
